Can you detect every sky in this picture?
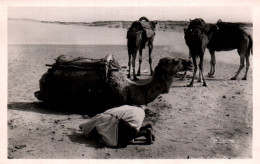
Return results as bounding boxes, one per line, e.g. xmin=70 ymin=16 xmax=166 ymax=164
xmin=8 ymin=6 xmax=252 ymax=23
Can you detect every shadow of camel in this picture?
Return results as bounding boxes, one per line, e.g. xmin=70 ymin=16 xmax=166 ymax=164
xmin=205 ymin=78 xmax=232 ymax=82
xmin=8 ymin=102 xmax=76 ymax=115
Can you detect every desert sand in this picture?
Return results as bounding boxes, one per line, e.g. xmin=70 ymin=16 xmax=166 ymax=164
xmin=7 ymin=20 xmax=252 ymax=159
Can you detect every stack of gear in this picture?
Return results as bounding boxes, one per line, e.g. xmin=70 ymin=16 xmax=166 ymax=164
xmin=34 ymin=54 xmax=121 ymax=115
xmin=139 ymin=21 xmax=156 ymax=38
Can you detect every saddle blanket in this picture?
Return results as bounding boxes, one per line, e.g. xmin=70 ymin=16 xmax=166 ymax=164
xmin=139 ymin=21 xmax=155 ymax=38
xmin=145 ymin=29 xmax=155 ymax=38
xmin=139 ymin=21 xmax=152 ymax=29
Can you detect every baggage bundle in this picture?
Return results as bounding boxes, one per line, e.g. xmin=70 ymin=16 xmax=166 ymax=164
xmin=139 ymin=21 xmax=156 ymax=38
xmin=34 ymin=55 xmax=121 ymax=115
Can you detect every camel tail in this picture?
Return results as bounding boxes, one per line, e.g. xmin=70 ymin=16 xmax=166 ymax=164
xmin=248 ymin=34 xmax=253 ymax=55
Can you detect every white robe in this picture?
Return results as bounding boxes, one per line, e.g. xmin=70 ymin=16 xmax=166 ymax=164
xmin=79 ymin=105 xmax=145 ymax=147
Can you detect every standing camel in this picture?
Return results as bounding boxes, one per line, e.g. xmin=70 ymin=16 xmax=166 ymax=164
xmin=207 ymin=20 xmax=253 ymax=80
xmin=184 ymin=18 xmax=216 ymax=87
xmin=127 ymin=17 xmax=157 ymax=80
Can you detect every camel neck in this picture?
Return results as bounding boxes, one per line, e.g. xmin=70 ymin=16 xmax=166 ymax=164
xmin=151 ymin=74 xmax=174 ymax=93
xmin=141 ymin=74 xmax=174 ymax=103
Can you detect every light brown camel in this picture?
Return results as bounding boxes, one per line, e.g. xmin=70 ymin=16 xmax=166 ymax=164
xmin=35 ymin=56 xmax=193 ymax=116
xmin=127 ymin=17 xmax=157 ymax=80
xmin=207 ymin=20 xmax=253 ymax=80
xmin=184 ymin=18 xmax=217 ymax=87
xmin=108 ymin=57 xmax=193 ymax=105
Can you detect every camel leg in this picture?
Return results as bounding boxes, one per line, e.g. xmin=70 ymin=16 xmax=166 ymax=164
xmin=187 ymin=55 xmax=197 ymax=87
xmin=127 ymin=53 xmax=131 ymax=78
xmin=242 ymin=53 xmax=250 ymax=80
xmin=180 ymin=53 xmax=191 ymax=80
xmin=208 ymin=49 xmax=216 ymax=77
xmin=180 ymin=71 xmax=187 ymax=80
xmin=208 ymin=50 xmax=216 ymax=77
xmin=231 ymin=51 xmax=245 ymax=80
xmin=137 ymin=49 xmax=143 ymax=76
xmin=199 ymin=58 xmax=207 ymax=87
xmin=132 ymin=53 xmax=138 ymax=80
xmin=197 ymin=71 xmax=202 ymax=82
xmin=148 ymin=42 xmax=154 ymax=76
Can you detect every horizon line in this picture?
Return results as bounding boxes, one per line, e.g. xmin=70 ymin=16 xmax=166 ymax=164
xmin=8 ymin=17 xmax=253 ymax=24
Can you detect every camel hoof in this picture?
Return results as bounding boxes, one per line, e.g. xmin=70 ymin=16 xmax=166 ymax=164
xmin=136 ymin=73 xmax=141 ymax=76
xmin=208 ymin=74 xmax=215 ymax=78
xmin=187 ymin=84 xmax=193 ymax=87
xmin=230 ymin=77 xmax=237 ymax=80
xmin=242 ymin=77 xmax=247 ymax=80
xmin=203 ymin=83 xmax=207 ymax=87
xmin=133 ymin=77 xmax=139 ymax=81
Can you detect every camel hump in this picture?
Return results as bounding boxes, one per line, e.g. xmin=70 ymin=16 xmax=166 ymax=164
xmin=216 ymin=21 xmax=241 ymax=30
xmin=139 ymin=16 xmax=150 ymax=22
xmin=138 ymin=16 xmax=154 ymax=30
xmin=138 ymin=17 xmax=156 ymax=38
xmin=216 ymin=21 xmax=251 ymax=43
xmin=187 ymin=18 xmax=208 ymax=33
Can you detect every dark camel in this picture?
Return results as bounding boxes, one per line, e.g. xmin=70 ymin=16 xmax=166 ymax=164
xmin=127 ymin=17 xmax=157 ymax=80
xmin=207 ymin=20 xmax=253 ymax=80
xmin=35 ymin=56 xmax=193 ymax=116
xmin=184 ymin=18 xmax=216 ymax=87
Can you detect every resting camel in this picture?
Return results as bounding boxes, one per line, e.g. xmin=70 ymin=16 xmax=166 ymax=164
xmin=184 ymin=18 xmax=217 ymax=87
xmin=35 ymin=56 xmax=193 ymax=116
xmin=127 ymin=17 xmax=157 ymax=80
xmin=207 ymin=20 xmax=253 ymax=80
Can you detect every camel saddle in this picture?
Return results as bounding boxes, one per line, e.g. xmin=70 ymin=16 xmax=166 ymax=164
xmin=34 ymin=54 xmax=121 ymax=112
xmin=139 ymin=21 xmax=156 ymax=39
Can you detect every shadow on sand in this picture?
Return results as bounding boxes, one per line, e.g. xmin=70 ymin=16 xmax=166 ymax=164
xmin=128 ymin=138 xmax=152 ymax=146
xmin=68 ymin=132 xmax=152 ymax=148
xmin=8 ymin=101 xmax=74 ymax=115
xmin=67 ymin=132 xmax=105 ymax=149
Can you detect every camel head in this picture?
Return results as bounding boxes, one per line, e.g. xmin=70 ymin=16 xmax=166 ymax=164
xmin=129 ymin=21 xmax=143 ymax=32
xmin=183 ymin=27 xmax=187 ymax=34
xmin=150 ymin=21 xmax=157 ymax=30
xmin=127 ymin=21 xmax=143 ymax=39
xmin=208 ymin=24 xmax=219 ymax=32
xmin=207 ymin=24 xmax=219 ymax=39
xmin=154 ymin=57 xmax=193 ymax=76
xmin=187 ymin=18 xmax=209 ymax=33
